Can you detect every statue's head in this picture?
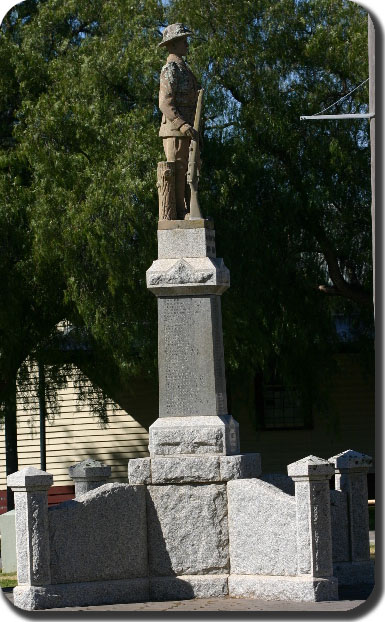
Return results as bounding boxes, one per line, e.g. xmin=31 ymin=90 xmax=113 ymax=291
xmin=158 ymin=23 xmax=193 ymax=55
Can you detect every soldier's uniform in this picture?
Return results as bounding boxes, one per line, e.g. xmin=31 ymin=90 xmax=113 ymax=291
xmin=158 ymin=24 xmax=200 ymax=217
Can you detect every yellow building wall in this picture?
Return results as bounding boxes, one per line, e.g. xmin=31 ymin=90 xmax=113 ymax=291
xmin=0 ymin=366 xmax=150 ymax=488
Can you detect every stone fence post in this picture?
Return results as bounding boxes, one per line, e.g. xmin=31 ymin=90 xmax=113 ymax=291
xmin=68 ymin=458 xmax=111 ymax=497
xmin=329 ymin=450 xmax=372 ymax=562
xmin=7 ymin=467 xmax=53 ymax=587
xmin=288 ymin=456 xmax=335 ymax=578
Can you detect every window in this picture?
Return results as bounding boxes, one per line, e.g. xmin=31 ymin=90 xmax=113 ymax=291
xmin=255 ymin=375 xmax=312 ymax=430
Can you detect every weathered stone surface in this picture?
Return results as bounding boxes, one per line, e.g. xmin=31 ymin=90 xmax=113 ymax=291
xmin=330 ymin=490 xmax=350 ymax=562
xmin=13 ymin=578 xmax=149 ymax=611
xmin=68 ymin=458 xmax=111 ymax=496
xmin=128 ymin=457 xmax=152 ymax=485
xmin=228 ymin=575 xmax=338 ymax=602
xmin=157 ymin=295 xmax=229 ymax=419
xmin=219 ymin=454 xmax=261 ymax=481
xmin=329 ymin=449 xmax=373 ymax=471
xmin=149 ymin=415 xmax=240 ymax=456
xmin=48 ymin=483 xmax=147 ymax=584
xmin=158 ymin=219 xmax=214 ymax=230
xmin=289 ymin=456 xmax=334 ymax=578
xmin=147 ymin=258 xmax=229 ymax=296
xmin=146 ymin=484 xmax=229 ymax=576
xmin=157 ymin=226 xmax=216 ymax=259
xmin=151 ymin=456 xmax=220 ymax=483
xmin=227 ymin=479 xmax=297 ymax=576
xmin=294 ymin=480 xmax=333 ymax=577
xmin=330 ymin=450 xmax=371 ymax=563
xmin=149 ymin=575 xmax=228 ymax=601
xmin=68 ymin=458 xmax=111 ymax=480
xmin=260 ymin=473 xmax=295 ymax=496
xmin=9 ymin=470 xmax=52 ymax=587
xmin=333 ymin=560 xmax=374 ymax=585
xmin=287 ymin=455 xmax=334 ymax=480
xmin=8 ymin=466 xmax=53 ymax=491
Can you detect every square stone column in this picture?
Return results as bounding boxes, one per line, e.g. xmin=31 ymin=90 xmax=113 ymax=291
xmin=329 ymin=449 xmax=372 ymax=562
xmin=146 ymin=219 xmax=240 ymax=458
xmin=287 ymin=456 xmax=335 ymax=579
xmin=329 ymin=449 xmax=374 ymax=585
xmin=68 ymin=458 xmax=111 ymax=497
xmin=7 ymin=467 xmax=53 ymax=587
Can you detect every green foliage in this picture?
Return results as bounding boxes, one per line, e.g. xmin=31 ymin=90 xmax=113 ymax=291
xmin=0 ymin=571 xmax=18 ymax=589
xmin=0 ymin=0 xmax=373 ymax=423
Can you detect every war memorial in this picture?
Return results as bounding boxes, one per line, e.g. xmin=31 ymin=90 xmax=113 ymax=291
xmin=6 ymin=24 xmax=373 ymax=611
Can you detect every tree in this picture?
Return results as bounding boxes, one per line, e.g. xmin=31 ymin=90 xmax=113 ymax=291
xmin=166 ymin=0 xmax=373 ymax=390
xmin=1 ymin=0 xmax=373 ymax=498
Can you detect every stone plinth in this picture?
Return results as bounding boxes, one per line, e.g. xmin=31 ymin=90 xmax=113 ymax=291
xmin=147 ymin=219 xmax=239 ymax=458
xmin=128 ymin=453 xmax=261 ymax=485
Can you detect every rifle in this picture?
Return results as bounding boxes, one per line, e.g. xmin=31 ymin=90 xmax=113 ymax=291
xmin=187 ymin=89 xmax=203 ymax=219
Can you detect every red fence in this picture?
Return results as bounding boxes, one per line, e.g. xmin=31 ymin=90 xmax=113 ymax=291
xmin=0 ymin=485 xmax=75 ymax=515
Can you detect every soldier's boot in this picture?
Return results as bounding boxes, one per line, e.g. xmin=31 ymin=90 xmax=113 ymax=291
xmin=175 ymin=161 xmax=188 ymax=220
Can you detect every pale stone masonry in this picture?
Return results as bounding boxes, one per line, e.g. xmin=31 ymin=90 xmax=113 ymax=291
xmin=7 ymin=467 xmax=53 ymax=589
xmin=68 ymin=458 xmax=111 ymax=497
xmin=7 ymin=220 xmax=373 ymax=610
xmin=329 ymin=449 xmax=374 ymax=585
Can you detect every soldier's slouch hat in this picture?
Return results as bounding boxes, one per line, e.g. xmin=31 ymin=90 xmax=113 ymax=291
xmin=158 ymin=23 xmax=193 ymax=47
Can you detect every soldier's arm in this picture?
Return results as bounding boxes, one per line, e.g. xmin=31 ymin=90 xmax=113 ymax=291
xmin=159 ymin=63 xmax=196 ymax=137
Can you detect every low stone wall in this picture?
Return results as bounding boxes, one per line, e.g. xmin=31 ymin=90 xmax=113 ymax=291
xmin=228 ymin=479 xmax=297 ymax=576
xmin=7 ymin=449 xmax=373 ymax=610
xmin=48 ymin=484 xmax=147 ymax=584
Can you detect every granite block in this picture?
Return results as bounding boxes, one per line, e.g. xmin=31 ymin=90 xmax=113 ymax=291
xmin=330 ymin=489 xmax=350 ymax=562
xmin=146 ymin=484 xmax=229 ymax=576
xmin=157 ymin=226 xmax=216 ymax=259
xmin=151 ymin=456 xmax=221 ymax=483
xmin=329 ymin=449 xmax=373 ymax=472
xmin=219 ymin=454 xmax=261 ymax=481
xmin=227 ymin=479 xmax=297 ymax=576
xmin=14 ymin=489 xmax=51 ymax=586
xmin=128 ymin=457 xmax=152 ymax=485
xmin=228 ymin=574 xmax=338 ymax=602
xmin=149 ymin=575 xmax=228 ymax=600
xmin=157 ymin=295 xmax=228 ymax=418
xmin=288 ymin=455 xmax=334 ymax=480
xmin=48 ymin=483 xmax=147 ymax=584
xmin=13 ymin=578 xmax=149 ymax=610
xmin=8 ymin=466 xmax=53 ymax=491
xmin=260 ymin=473 xmax=295 ymax=496
xmin=147 ymin=258 xmax=229 ymax=296
xmin=149 ymin=415 xmax=240 ymax=456
xmin=294 ymin=480 xmax=333 ymax=577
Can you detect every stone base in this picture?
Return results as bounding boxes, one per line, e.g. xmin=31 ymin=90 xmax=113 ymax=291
xmin=149 ymin=575 xmax=229 ymax=601
xmin=333 ymin=560 xmax=375 ymax=585
xmin=128 ymin=453 xmax=261 ymax=485
xmin=228 ymin=575 xmax=338 ymax=602
xmin=13 ymin=578 xmax=149 ymax=611
xmin=149 ymin=415 xmax=240 ymax=457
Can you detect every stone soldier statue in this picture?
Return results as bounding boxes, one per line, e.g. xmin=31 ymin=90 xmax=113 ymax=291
xmin=157 ymin=23 xmax=201 ymax=220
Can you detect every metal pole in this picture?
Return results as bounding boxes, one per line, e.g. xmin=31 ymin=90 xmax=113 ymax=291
xmin=368 ymin=14 xmax=375 ymax=312
xmin=300 ymin=114 xmax=373 ymax=120
xmin=38 ymin=360 xmax=47 ymax=471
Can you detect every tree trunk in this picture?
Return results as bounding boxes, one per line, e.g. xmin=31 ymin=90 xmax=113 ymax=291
xmin=157 ymin=161 xmax=177 ymax=220
xmin=4 ymin=373 xmax=18 ymax=511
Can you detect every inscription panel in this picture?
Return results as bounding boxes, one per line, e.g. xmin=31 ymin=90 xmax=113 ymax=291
xmin=158 ymin=296 xmax=227 ymax=417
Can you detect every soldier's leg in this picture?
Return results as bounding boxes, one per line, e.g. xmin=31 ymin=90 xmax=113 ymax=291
xmin=163 ymin=137 xmax=190 ymax=219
